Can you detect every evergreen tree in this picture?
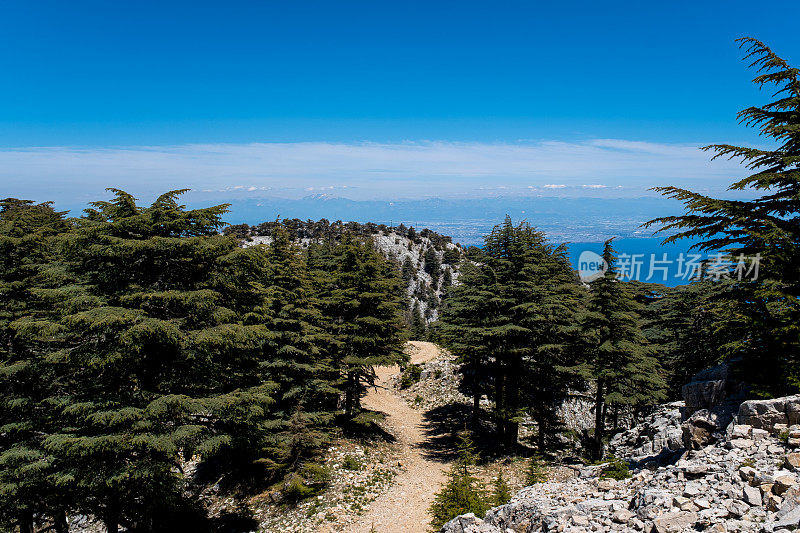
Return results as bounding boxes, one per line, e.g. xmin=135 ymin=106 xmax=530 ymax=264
xmin=411 ymin=301 xmax=427 ymax=340
xmin=435 ymin=261 xmax=496 ymax=429
xmin=644 ymin=281 xmax=729 ymax=398
xmin=491 ymin=472 xmax=512 ymax=506
xmin=424 ymin=246 xmax=441 ymax=284
xmin=579 ymin=240 xmax=665 ymax=458
xmin=401 ymin=255 xmax=416 ymax=283
xmin=443 ymin=247 xmax=461 ymax=266
xmin=525 ymin=454 xmax=547 ymax=485
xmin=428 ymin=432 xmax=488 ymax=530
xmin=438 ymin=217 xmax=585 ymax=449
xmin=320 ymin=234 xmax=407 ymax=417
xmin=646 ymin=38 xmax=800 ymax=395
xmin=251 ymin=225 xmax=338 ymax=466
xmin=13 ymin=190 xmax=281 ymax=530
xmin=442 ymin=266 xmax=453 ymax=289
xmin=0 ymin=199 xmax=72 ymax=532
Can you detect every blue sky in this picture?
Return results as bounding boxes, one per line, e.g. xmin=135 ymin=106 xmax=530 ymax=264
xmin=1 ymin=1 xmax=798 ymax=204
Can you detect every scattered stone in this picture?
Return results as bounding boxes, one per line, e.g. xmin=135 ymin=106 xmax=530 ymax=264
xmin=775 ymin=474 xmax=796 ymax=495
xmin=742 ymin=484 xmax=762 ymax=506
xmin=612 ymin=509 xmax=634 ymax=523
xmin=652 ymin=511 xmax=697 ymax=533
xmin=441 ymin=393 xmax=800 ymax=533
xmin=739 ymin=465 xmax=757 ymax=482
xmin=694 ymin=497 xmax=711 ymax=510
xmin=785 ymin=453 xmax=800 ymax=471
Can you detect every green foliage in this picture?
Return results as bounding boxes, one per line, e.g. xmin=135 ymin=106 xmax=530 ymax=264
xmin=400 ymin=363 xmax=423 ymax=389
xmin=442 ymin=248 xmax=461 ymax=266
xmin=428 ymin=432 xmax=489 ymax=530
xmin=316 ymin=234 xmax=407 ymax=417
xmin=0 ymin=190 xmax=404 ymax=530
xmin=525 ymin=455 xmax=547 ymax=485
xmin=401 ymin=256 xmax=416 ymax=283
xmin=341 ymin=455 xmax=363 ymax=471
xmin=410 ymin=301 xmax=427 ymax=340
xmin=646 ymin=38 xmax=800 ymax=397
xmin=437 ymin=217 xmax=587 ymax=449
xmin=491 ymin=472 xmax=512 ymax=506
xmin=575 ymin=239 xmax=665 ymax=457
xmin=424 ymin=247 xmax=441 ymax=283
xmin=600 ymin=455 xmax=630 ymax=480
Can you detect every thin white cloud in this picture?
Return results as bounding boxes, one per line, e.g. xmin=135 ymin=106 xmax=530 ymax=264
xmin=0 ymin=140 xmax=745 ymax=202
xmin=582 ymin=184 xmax=607 ymax=189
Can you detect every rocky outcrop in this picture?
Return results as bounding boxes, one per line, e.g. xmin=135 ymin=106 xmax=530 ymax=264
xmin=681 ymin=364 xmax=732 ymax=415
xmin=608 ymin=402 xmax=683 ymax=463
xmin=442 ymin=396 xmax=800 ymax=533
xmin=679 ymin=364 xmax=747 ymax=450
xmin=738 ymin=395 xmax=800 ymax=432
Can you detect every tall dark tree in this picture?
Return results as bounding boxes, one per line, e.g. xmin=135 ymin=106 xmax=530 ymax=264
xmin=578 ymin=240 xmax=665 ymax=458
xmin=410 ymin=301 xmax=427 ymax=340
xmin=424 ymin=246 xmax=441 ymax=284
xmin=250 ymin=226 xmax=338 ymax=466
xmin=647 ymin=38 xmax=800 ymax=396
xmin=320 ymin=235 xmax=407 ymax=417
xmin=401 ymin=255 xmax=416 ymax=284
xmin=435 ymin=261 xmax=495 ymax=429
xmin=14 ymin=190 xmax=281 ymax=531
xmin=0 ymin=199 xmax=72 ymax=533
xmin=438 ymin=217 xmax=585 ymax=449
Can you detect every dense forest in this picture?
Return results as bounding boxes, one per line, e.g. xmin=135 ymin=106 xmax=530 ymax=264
xmin=0 ymin=193 xmax=408 ymax=532
xmin=0 ymin=38 xmax=798 ymax=532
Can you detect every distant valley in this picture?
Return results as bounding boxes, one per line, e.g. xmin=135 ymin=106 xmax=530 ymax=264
xmin=195 ymin=195 xmax=686 ymax=246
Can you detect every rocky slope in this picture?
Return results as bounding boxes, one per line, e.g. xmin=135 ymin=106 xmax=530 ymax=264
xmin=241 ymin=225 xmax=464 ymax=323
xmin=442 ymin=395 xmax=800 ymax=533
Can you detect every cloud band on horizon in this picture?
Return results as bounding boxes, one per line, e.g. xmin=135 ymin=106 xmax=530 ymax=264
xmin=0 ymin=139 xmax=746 ymax=204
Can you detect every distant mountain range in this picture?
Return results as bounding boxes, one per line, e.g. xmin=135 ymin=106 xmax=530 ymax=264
xmin=195 ymin=195 xmax=686 ymax=245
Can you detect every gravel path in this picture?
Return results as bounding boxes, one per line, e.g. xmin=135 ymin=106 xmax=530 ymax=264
xmin=340 ymin=341 xmax=450 ymax=533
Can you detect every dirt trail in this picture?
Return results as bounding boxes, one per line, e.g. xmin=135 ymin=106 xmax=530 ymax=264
xmin=340 ymin=341 xmax=450 ymax=533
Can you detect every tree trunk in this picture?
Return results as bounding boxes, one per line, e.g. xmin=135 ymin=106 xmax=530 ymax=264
xmin=505 ymin=420 xmax=519 ymax=451
xmin=536 ymin=414 xmax=546 ymax=452
xmin=471 ymin=376 xmax=481 ymax=429
xmin=593 ymin=379 xmax=605 ymax=460
xmin=18 ymin=511 xmax=34 ymax=533
xmin=494 ymin=361 xmax=505 ymax=447
xmin=504 ymin=353 xmax=522 ymax=450
xmin=104 ymin=517 xmax=119 ymax=533
xmin=54 ymin=509 xmax=69 ymax=533
xmin=104 ymin=496 xmax=120 ymax=533
xmin=344 ymin=372 xmax=356 ymax=417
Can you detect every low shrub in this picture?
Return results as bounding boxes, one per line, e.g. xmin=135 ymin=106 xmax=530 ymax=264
xmin=600 ymin=455 xmax=630 ymax=480
xmin=400 ymin=363 xmax=423 ymax=389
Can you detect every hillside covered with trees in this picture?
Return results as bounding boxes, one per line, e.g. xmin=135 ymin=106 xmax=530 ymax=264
xmin=0 ymin=37 xmax=798 ymax=533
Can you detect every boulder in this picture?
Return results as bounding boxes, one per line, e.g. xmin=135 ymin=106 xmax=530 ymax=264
xmin=682 ymin=409 xmax=720 ymax=449
xmin=785 ymin=452 xmax=800 ymax=471
xmin=738 ymin=395 xmax=800 ymax=432
xmin=652 ymin=511 xmax=698 ymax=533
xmin=742 ymin=484 xmax=762 ymax=506
xmin=612 ymin=509 xmax=634 ymax=523
xmin=775 ymin=474 xmax=797 ymax=495
xmin=440 ymin=513 xmax=489 ymax=533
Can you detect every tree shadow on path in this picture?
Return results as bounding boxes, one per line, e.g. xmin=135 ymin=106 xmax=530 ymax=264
xmin=418 ymin=403 xmax=503 ymax=463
